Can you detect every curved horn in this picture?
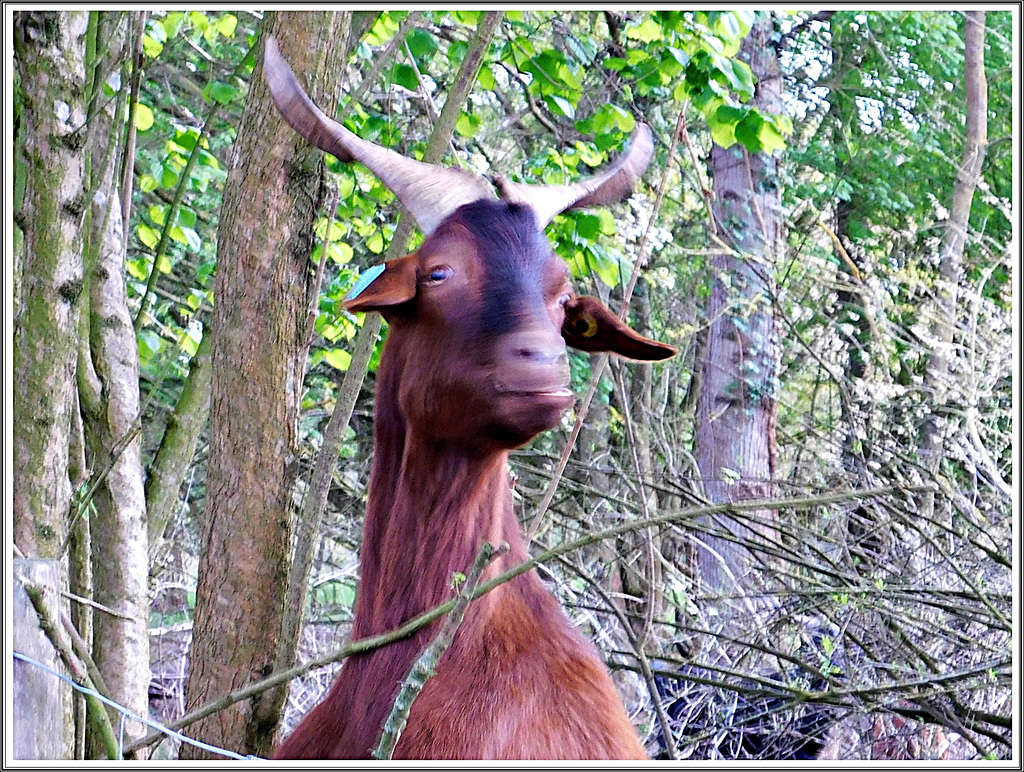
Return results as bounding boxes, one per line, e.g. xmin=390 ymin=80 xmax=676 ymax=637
xmin=493 ymin=123 xmax=654 ymax=229
xmin=264 ymin=36 xmax=495 ymax=236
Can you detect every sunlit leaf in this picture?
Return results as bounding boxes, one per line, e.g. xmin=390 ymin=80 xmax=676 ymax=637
xmin=137 ymin=223 xmax=160 ymax=249
xmin=455 ymin=112 xmax=481 ymax=138
xmin=134 ymin=103 xmax=155 ymax=131
xmin=322 ymin=348 xmax=352 ymax=371
xmin=545 ymin=94 xmax=576 ymax=119
xmin=625 ymin=17 xmax=662 ymax=43
xmin=217 ymin=14 xmax=237 ymax=38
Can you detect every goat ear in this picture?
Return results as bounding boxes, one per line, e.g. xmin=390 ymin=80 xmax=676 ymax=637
xmin=343 ymin=254 xmax=418 ymax=314
xmin=562 ymin=296 xmax=676 ymax=361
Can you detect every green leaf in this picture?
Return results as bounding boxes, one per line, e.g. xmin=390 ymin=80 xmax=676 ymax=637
xmin=161 ymin=12 xmax=185 ymax=39
xmin=714 ymin=104 xmax=747 ymax=125
xmin=134 ymin=103 xmax=154 ymax=131
xmin=142 ymin=34 xmax=163 ymax=60
xmin=216 ymin=14 xmax=237 ymax=38
xmin=139 ymin=175 xmax=159 ymax=193
xmin=127 ymin=256 xmax=148 ymax=281
xmin=365 ymin=12 xmax=400 ymax=46
xmin=591 ymin=104 xmax=635 ymax=135
xmin=455 ymin=112 xmax=482 ymax=138
xmin=137 ymin=329 xmax=164 ymax=361
xmin=574 ymin=213 xmax=603 ymax=240
xmin=625 ymin=17 xmax=662 ymax=43
xmin=323 ymin=348 xmax=352 ymax=371
xmin=453 ymin=10 xmax=481 ymax=25
xmin=329 ymin=242 xmax=354 ymax=265
xmin=367 ymin=231 xmax=384 ymax=254
xmin=544 ymin=94 xmax=576 ymax=119
xmin=160 ymin=163 xmax=180 ymax=190
xmin=148 ymin=205 xmax=167 ymax=226
xmin=757 ymin=120 xmax=787 ymax=154
xmin=174 ymin=225 xmax=202 ymax=252
xmin=447 ymin=39 xmax=468 ymax=67
xmin=732 ymin=114 xmax=763 ymax=157
xmin=186 ymin=290 xmax=209 ymax=311
xmin=178 ymin=207 xmax=197 ymax=229
xmin=137 ymin=223 xmax=160 ymax=249
xmin=710 ymin=119 xmax=737 ymax=149
xmin=407 ymin=27 xmax=438 ymax=61
xmin=478 ymin=65 xmax=496 ymax=90
xmin=204 ymin=81 xmax=238 ymax=106
xmin=391 ymin=63 xmax=420 ymax=91
xmin=315 ymin=219 xmax=347 ymax=242
xmin=198 ymin=150 xmax=220 ymax=169
xmin=189 ymin=11 xmax=210 ymax=33
xmin=181 ymin=326 xmax=202 ymax=357
xmin=574 ymin=141 xmax=604 ymax=167
xmin=715 ymin=11 xmax=741 ymax=40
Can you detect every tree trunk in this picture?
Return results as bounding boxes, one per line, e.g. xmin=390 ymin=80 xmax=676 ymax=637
xmin=146 ymin=330 xmax=213 ymax=553
xmin=918 ymin=11 xmax=988 ymax=519
xmin=181 ymin=11 xmax=349 ymax=759
xmin=268 ymin=9 xmax=504 ymax=743
xmin=74 ymin=11 xmax=151 ymax=757
xmin=693 ymin=13 xmax=783 ymax=592
xmin=12 ymin=10 xmax=88 ymax=561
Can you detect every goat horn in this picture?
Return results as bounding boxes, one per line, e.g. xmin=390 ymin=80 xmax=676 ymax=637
xmin=492 ymin=123 xmax=654 ymax=229
xmin=264 ymin=36 xmax=495 ymax=237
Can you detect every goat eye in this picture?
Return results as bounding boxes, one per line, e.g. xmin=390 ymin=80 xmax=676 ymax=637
xmin=424 ymin=266 xmax=452 ymax=285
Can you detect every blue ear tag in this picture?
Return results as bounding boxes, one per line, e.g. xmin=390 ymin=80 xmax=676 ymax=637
xmin=346 ymin=263 xmax=386 ymax=302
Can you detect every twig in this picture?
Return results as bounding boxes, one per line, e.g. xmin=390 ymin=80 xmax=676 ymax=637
xmin=132 ymin=99 xmax=221 ymax=332
xmin=24 ymin=584 xmax=120 ymax=759
xmin=373 ymin=542 xmax=506 ymax=759
xmin=61 ymin=590 xmax=136 ymax=621
xmin=125 ymin=485 xmax=912 ymax=755
xmin=119 ymin=10 xmax=147 ymax=238
xmin=302 ymin=185 xmax=339 ymax=352
xmin=556 ymin=555 xmax=679 ymax=759
xmin=526 ymin=109 xmax=683 ymax=541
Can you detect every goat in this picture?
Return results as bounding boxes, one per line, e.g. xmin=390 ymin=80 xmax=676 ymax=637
xmin=264 ymin=36 xmax=676 ymax=760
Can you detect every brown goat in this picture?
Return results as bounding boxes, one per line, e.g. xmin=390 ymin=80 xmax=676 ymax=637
xmin=265 ymin=37 xmax=676 ymax=760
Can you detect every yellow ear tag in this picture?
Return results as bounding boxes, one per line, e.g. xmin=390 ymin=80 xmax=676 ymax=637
xmin=577 ymin=312 xmax=598 ymax=338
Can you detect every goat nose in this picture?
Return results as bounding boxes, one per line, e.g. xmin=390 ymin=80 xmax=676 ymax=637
xmin=503 ymin=329 xmax=568 ymax=368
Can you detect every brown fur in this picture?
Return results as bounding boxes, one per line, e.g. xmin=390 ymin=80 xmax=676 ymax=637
xmin=273 ymin=203 xmax=670 ymax=761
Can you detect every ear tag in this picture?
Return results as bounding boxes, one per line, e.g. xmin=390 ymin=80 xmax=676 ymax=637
xmin=346 ymin=263 xmax=386 ymax=302
xmin=576 ymin=312 xmax=599 ymax=338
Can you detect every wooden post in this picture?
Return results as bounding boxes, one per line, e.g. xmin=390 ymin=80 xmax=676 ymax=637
xmin=13 ymin=559 xmax=73 ymax=759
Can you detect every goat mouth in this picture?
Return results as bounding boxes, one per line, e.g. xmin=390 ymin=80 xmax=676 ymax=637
xmin=492 ymin=383 xmax=573 ymax=399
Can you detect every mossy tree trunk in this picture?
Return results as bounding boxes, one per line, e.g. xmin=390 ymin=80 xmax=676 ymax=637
xmin=74 ymin=11 xmax=151 ymax=758
xmin=12 ymin=10 xmax=89 ymax=564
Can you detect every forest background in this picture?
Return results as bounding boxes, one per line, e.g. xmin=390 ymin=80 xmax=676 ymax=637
xmin=8 ymin=7 xmax=1017 ymax=761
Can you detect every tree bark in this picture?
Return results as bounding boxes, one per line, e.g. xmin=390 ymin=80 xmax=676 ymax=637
xmin=12 ymin=10 xmax=89 ymax=561
xmin=918 ymin=11 xmax=988 ymax=519
xmin=269 ymin=7 xmax=504 ymax=741
xmin=146 ymin=330 xmax=212 ymax=553
xmin=74 ymin=11 xmax=150 ymax=757
xmin=181 ymin=11 xmax=349 ymax=759
xmin=693 ymin=13 xmax=783 ymax=592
